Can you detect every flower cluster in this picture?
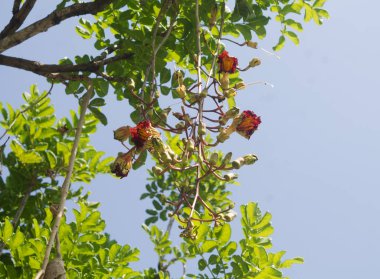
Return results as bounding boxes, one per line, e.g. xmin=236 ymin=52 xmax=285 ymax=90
xmin=111 ymin=120 xmax=161 ymax=178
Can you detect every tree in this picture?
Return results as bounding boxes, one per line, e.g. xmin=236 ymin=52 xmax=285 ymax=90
xmin=0 ymin=0 xmax=328 ymax=278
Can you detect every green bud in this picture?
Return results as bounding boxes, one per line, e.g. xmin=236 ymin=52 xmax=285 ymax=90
xmin=246 ymin=41 xmax=258 ymax=49
xmin=244 ymin=154 xmax=258 ymax=165
xmin=249 ymin=58 xmax=261 ymax=68
xmin=127 ymin=78 xmax=135 ymax=91
xmin=234 ymin=82 xmax=246 ymax=90
xmin=223 ymin=88 xmax=237 ymax=98
xmin=198 ymin=122 xmax=206 ymax=136
xmin=176 ymin=85 xmax=187 ymax=99
xmin=232 ymin=157 xmax=245 ymax=169
xmin=175 ymin=122 xmax=186 ymax=130
xmin=152 ymin=166 xmax=163 ymax=175
xmin=222 ymin=210 xmax=237 ymax=222
xmin=224 ymin=173 xmax=238 ymax=181
xmin=225 ymin=107 xmax=240 ymax=119
xmin=200 ymin=89 xmax=208 ymax=99
xmin=173 ymin=70 xmax=184 ymax=85
xmin=222 ymin=152 xmax=233 ymax=164
xmin=186 ymin=139 xmax=195 ymax=152
xmin=209 ymin=153 xmax=219 ymax=166
xmin=155 ymin=90 xmax=160 ymax=98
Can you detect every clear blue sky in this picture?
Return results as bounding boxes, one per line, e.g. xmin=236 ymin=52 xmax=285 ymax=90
xmin=1 ymin=1 xmax=379 ymax=278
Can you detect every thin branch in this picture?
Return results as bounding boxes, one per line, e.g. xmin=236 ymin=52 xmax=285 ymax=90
xmin=0 ymin=0 xmax=37 ymax=39
xmin=0 ymin=176 xmax=36 ymax=255
xmin=0 ymin=52 xmax=133 ymax=74
xmin=0 ymin=0 xmax=112 ymax=53
xmin=37 ymin=83 xmax=93 ymax=277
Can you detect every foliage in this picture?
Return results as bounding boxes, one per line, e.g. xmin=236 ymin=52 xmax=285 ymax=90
xmin=0 ymin=0 xmax=328 ymax=278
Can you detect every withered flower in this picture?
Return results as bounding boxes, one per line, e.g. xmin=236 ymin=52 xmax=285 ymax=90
xmin=110 ymin=150 xmax=134 ymax=178
xmin=236 ymin=110 xmax=261 ymax=139
xmin=218 ymin=50 xmax=238 ymax=73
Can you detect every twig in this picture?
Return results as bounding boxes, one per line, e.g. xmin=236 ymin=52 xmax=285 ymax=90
xmin=36 ymin=82 xmax=93 ymax=277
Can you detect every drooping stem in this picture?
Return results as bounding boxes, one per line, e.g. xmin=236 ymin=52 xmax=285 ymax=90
xmin=36 ymin=82 xmax=93 ymax=278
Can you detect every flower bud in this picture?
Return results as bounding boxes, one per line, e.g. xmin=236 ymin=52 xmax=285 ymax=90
xmin=198 ymin=122 xmax=206 ymax=136
xmin=152 ymin=166 xmax=163 ymax=175
xmin=222 ymin=152 xmax=233 ymax=164
xmin=186 ymin=138 xmax=195 ymax=152
xmin=176 ymin=85 xmax=187 ymax=99
xmin=113 ymin=126 xmax=131 ymax=142
xmin=223 ymin=88 xmax=237 ymax=98
xmin=209 ymin=4 xmax=218 ymax=29
xmin=217 ymin=129 xmax=230 ymax=143
xmin=244 ymin=154 xmax=258 ymax=165
xmin=246 ymin=41 xmax=258 ymax=49
xmin=173 ymin=70 xmax=184 ymax=85
xmin=127 ymin=78 xmax=135 ymax=91
xmin=175 ymin=122 xmax=186 ymax=130
xmin=173 ymin=112 xmax=184 ymax=120
xmin=249 ymin=58 xmax=261 ymax=68
xmin=200 ymin=89 xmax=208 ymax=99
xmin=222 ymin=210 xmax=237 ymax=222
xmin=224 ymin=173 xmax=238 ymax=181
xmin=225 ymin=107 xmax=240 ymax=118
xmin=155 ymin=90 xmax=160 ymax=98
xmin=232 ymin=157 xmax=245 ymax=169
xmin=234 ymin=82 xmax=246 ymax=90
xmin=209 ymin=153 xmax=219 ymax=166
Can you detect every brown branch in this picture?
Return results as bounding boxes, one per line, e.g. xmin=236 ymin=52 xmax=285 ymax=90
xmin=0 ymin=0 xmax=37 ymax=40
xmin=37 ymin=83 xmax=92 ymax=277
xmin=12 ymin=0 xmax=22 ymax=15
xmin=0 ymin=52 xmax=133 ymax=75
xmin=0 ymin=0 xmax=112 ymax=53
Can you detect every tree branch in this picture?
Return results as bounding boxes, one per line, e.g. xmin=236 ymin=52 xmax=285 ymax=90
xmin=0 ymin=0 xmax=37 ymax=40
xmin=0 ymin=52 xmax=133 ymax=75
xmin=12 ymin=0 xmax=22 ymax=15
xmin=0 ymin=0 xmax=112 ymax=53
xmin=37 ymin=83 xmax=92 ymax=278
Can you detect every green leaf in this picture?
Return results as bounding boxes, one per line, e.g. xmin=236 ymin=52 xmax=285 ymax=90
xmin=284 ymin=31 xmax=300 ymax=45
xmin=9 ymin=229 xmax=24 ymax=249
xmin=217 ymin=223 xmax=231 ymax=245
xmin=10 ymin=140 xmax=43 ymax=164
xmin=313 ymin=0 xmax=327 ymax=8
xmin=89 ymin=98 xmax=106 ymax=107
xmin=89 ymin=107 xmax=107 ymax=125
xmin=284 ymin=19 xmax=303 ymax=32
xmin=45 ymin=150 xmax=57 ymax=168
xmin=201 ymin=240 xmax=217 ymax=253
xmin=198 ymin=258 xmax=207 ymax=271
xmin=280 ymin=257 xmax=304 ymax=268
xmin=304 ymin=3 xmax=313 ymax=22
xmin=29 ymin=257 xmax=41 ymax=269
xmin=273 ymin=35 xmax=286 ymax=51
xmin=2 ymin=218 xmax=13 ymax=242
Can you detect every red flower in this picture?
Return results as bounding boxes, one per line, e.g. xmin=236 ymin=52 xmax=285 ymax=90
xmin=130 ymin=120 xmax=160 ymax=148
xmin=110 ymin=151 xmax=134 ymax=178
xmin=218 ymin=50 xmax=238 ymax=73
xmin=236 ymin=110 xmax=261 ymax=139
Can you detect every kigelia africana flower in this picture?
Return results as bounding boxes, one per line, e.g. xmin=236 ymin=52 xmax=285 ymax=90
xmin=218 ymin=50 xmax=238 ymax=90
xmin=130 ymin=120 xmax=160 ymax=148
xmin=217 ymin=110 xmax=261 ymax=142
xmin=218 ymin=50 xmax=238 ymax=73
xmin=236 ymin=110 xmax=261 ymax=139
